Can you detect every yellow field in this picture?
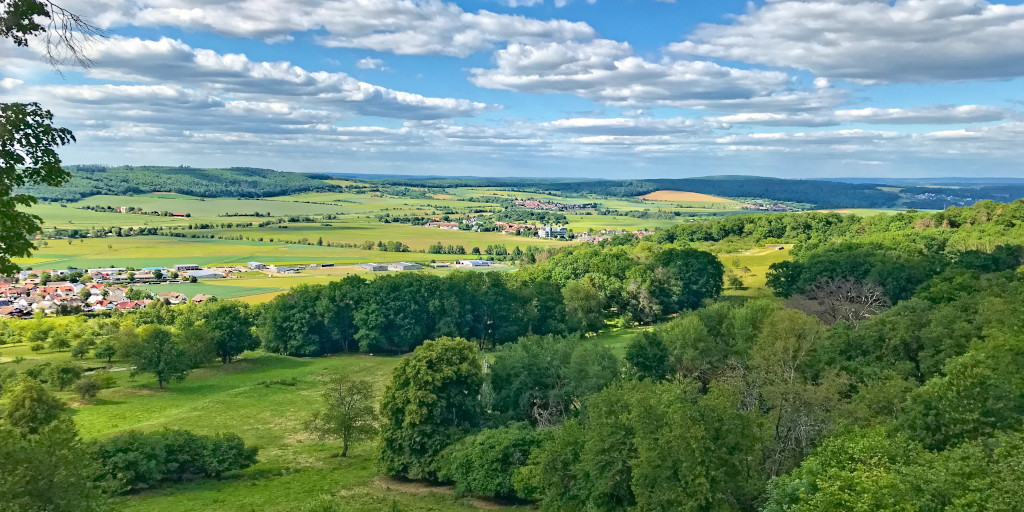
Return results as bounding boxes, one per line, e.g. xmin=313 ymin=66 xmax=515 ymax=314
xmin=639 ymin=190 xmax=737 ymax=204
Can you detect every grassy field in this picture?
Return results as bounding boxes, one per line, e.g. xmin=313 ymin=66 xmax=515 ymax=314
xmin=0 ymin=341 xmax=520 ymax=512
xmin=719 ymin=245 xmax=793 ymax=298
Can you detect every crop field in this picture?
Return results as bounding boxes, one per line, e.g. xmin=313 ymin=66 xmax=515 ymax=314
xmin=638 ymin=190 xmax=738 ymax=205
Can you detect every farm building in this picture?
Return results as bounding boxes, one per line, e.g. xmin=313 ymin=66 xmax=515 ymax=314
xmin=388 ymin=262 xmax=422 ymax=271
xmin=247 ymin=262 xmax=268 ymax=270
xmin=456 ymin=259 xmax=492 ymax=268
xmin=174 ymin=264 xmax=201 ymax=272
xmin=188 ymin=269 xmax=225 ymax=279
xmin=356 ymin=263 xmax=388 ymax=271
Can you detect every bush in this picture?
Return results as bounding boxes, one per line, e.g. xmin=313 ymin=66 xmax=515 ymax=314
xmin=437 ymin=423 xmax=545 ymax=500
xmin=74 ymin=377 xmax=102 ymax=401
xmin=92 ymin=429 xmax=258 ymax=490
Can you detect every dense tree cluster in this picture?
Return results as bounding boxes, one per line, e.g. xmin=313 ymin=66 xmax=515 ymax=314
xmin=255 ymin=245 xmax=723 ymax=356
xmin=19 ymin=165 xmax=341 ymax=202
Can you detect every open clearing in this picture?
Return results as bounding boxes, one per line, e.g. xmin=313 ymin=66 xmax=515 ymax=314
xmin=639 ymin=190 xmax=738 ymax=204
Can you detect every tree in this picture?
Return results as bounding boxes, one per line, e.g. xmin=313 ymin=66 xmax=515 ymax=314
xmin=47 ymin=361 xmax=82 ymax=391
xmin=625 ymin=331 xmax=673 ymax=381
xmin=305 ymin=375 xmax=378 ymax=457
xmin=378 ymin=337 xmax=484 ymax=480
xmin=93 ymin=339 xmax=117 ymax=363
xmin=0 ymin=377 xmax=66 ymax=434
xmin=0 ymin=419 xmax=113 ymax=512
xmin=561 ymin=280 xmax=605 ymax=334
xmin=73 ymin=377 xmax=101 ymax=402
xmin=71 ymin=338 xmax=94 ymax=359
xmin=487 ymin=334 xmax=617 ymax=425
xmin=0 ymin=100 xmax=74 ymax=275
xmin=78 ymin=287 xmax=92 ymax=301
xmin=204 ymin=301 xmax=257 ymax=364
xmin=120 ymin=324 xmax=191 ymax=389
xmin=438 ymin=423 xmax=544 ymax=500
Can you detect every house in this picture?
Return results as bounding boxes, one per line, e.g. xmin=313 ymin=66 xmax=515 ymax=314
xmin=174 ymin=264 xmax=201 ymax=272
xmin=426 ymin=222 xmax=460 ymax=230
xmin=172 ymin=212 xmax=188 ymax=217
xmin=188 ymin=269 xmax=225 ymax=279
xmin=191 ymin=294 xmax=213 ymax=304
xmin=247 ymin=262 xmax=268 ymax=270
xmin=388 ymin=262 xmax=422 ymax=271
xmin=156 ymin=292 xmax=189 ymax=304
xmin=356 ymin=263 xmax=388 ymax=271
xmin=456 ymin=259 xmax=492 ymax=268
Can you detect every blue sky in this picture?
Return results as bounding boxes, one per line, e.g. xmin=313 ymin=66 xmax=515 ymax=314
xmin=3 ymin=0 xmax=1024 ymax=178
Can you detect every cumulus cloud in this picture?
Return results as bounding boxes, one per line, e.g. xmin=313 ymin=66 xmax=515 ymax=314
xmin=75 ymin=37 xmax=493 ymax=120
xmin=671 ymin=0 xmax=1024 ymax=83
xmin=470 ymin=39 xmax=843 ymax=111
xmin=356 ymin=57 xmax=387 ymax=70
xmin=61 ymin=0 xmax=597 ymax=57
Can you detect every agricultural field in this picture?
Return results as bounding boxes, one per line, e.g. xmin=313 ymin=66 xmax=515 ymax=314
xmin=638 ymin=190 xmax=739 ymax=206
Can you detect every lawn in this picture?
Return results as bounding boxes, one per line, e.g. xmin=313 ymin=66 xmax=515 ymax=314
xmin=719 ymin=245 xmax=793 ymax=298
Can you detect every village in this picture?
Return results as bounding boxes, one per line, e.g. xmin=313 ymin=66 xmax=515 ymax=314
xmin=424 ymin=218 xmax=652 ymax=241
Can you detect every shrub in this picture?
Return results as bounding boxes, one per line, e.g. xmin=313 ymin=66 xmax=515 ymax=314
xmin=437 ymin=423 xmax=545 ymax=500
xmin=74 ymin=377 xmax=102 ymax=401
xmin=92 ymin=429 xmax=258 ymax=490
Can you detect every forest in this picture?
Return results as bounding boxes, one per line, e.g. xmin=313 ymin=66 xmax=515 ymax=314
xmin=18 ymin=165 xmax=341 ymax=201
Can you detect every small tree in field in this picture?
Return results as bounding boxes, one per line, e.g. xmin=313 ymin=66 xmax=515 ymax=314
xmin=306 ymin=375 xmax=378 ymax=457
xmin=120 ymin=324 xmax=191 ymax=389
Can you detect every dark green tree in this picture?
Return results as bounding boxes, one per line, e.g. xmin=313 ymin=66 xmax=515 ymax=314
xmin=120 ymin=324 xmax=191 ymax=389
xmin=205 ymin=300 xmax=257 ymax=363
xmin=378 ymin=337 xmax=484 ymax=480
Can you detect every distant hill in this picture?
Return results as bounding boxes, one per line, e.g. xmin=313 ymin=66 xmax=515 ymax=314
xmin=357 ymin=174 xmax=900 ymax=209
xmin=20 ymin=165 xmax=341 ymax=202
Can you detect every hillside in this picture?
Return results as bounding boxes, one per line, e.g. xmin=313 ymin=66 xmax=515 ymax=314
xmin=19 ymin=165 xmax=341 ymax=202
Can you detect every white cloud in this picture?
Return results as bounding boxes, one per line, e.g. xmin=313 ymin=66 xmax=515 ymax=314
xmin=355 ymin=57 xmax=386 ymax=70
xmin=470 ymin=39 xmax=843 ymax=111
xmin=76 ymin=37 xmax=494 ymax=120
xmin=707 ymin=105 xmax=1010 ymax=127
xmin=63 ymin=0 xmax=597 ymax=57
xmin=671 ymin=0 xmax=1024 ymax=83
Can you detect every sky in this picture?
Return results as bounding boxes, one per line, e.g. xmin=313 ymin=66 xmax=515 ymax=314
xmin=3 ymin=0 xmax=1024 ymax=179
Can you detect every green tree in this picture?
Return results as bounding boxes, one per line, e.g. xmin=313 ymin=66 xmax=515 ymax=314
xmin=378 ymin=337 xmax=484 ymax=480
xmin=120 ymin=324 xmax=191 ymax=389
xmin=47 ymin=361 xmax=82 ymax=391
xmin=0 ymin=419 xmax=113 ymax=512
xmin=487 ymin=334 xmax=617 ymax=425
xmin=205 ymin=301 xmax=257 ymax=364
xmin=305 ymin=375 xmax=378 ymax=457
xmin=73 ymin=377 xmax=102 ymax=402
xmin=898 ymin=334 xmax=1024 ymax=451
xmin=93 ymin=339 xmax=117 ymax=363
xmin=0 ymin=101 xmax=74 ymax=275
xmin=561 ymin=280 xmax=605 ymax=334
xmin=438 ymin=423 xmax=544 ymax=499
xmin=0 ymin=377 xmax=66 ymax=434
xmin=625 ymin=331 xmax=673 ymax=381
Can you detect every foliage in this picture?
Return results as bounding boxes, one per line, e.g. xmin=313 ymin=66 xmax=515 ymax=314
xmin=486 ymin=334 xmax=618 ymax=425
xmin=204 ymin=300 xmax=258 ymax=363
xmin=378 ymin=338 xmax=484 ymax=480
xmin=119 ymin=324 xmax=192 ymax=389
xmin=74 ymin=377 xmax=102 ymax=401
xmin=437 ymin=423 xmax=544 ymax=500
xmin=46 ymin=360 xmax=82 ymax=391
xmin=0 ymin=377 xmax=66 ymax=434
xmin=20 ymin=165 xmax=340 ymax=202
xmin=91 ymin=429 xmax=258 ymax=490
xmin=306 ymin=375 xmax=379 ymax=457
xmin=0 ymin=418 xmax=113 ymax=512
xmin=0 ymin=102 xmax=74 ymax=274
xmin=519 ymin=380 xmax=767 ymax=511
